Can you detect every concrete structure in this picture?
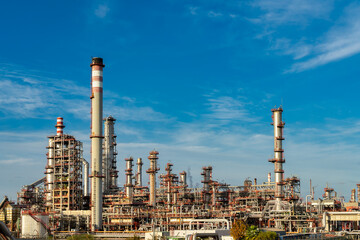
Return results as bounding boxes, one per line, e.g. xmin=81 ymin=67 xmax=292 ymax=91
xmin=90 ymin=57 xmax=104 ymax=231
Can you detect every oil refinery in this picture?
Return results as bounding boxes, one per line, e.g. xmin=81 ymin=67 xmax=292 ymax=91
xmin=1 ymin=57 xmax=360 ymax=239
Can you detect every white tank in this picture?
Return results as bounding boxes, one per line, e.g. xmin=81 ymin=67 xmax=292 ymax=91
xmin=21 ymin=213 xmax=49 ymax=239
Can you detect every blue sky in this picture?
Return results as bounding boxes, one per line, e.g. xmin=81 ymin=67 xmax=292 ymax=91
xmin=1 ymin=0 xmax=360 ymax=201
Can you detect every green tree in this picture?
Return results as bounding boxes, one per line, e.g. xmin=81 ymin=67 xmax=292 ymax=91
xmin=230 ymin=220 xmax=247 ymax=240
xmin=245 ymin=225 xmax=260 ymax=240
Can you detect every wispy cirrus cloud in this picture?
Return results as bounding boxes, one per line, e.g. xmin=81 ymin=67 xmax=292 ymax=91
xmin=0 ymin=64 xmax=168 ymax=122
xmin=94 ymin=4 xmax=110 ymax=18
xmin=251 ymin=0 xmax=333 ymax=25
xmin=254 ymin=1 xmax=360 ymax=72
xmin=205 ymin=96 xmax=258 ymax=123
xmin=288 ymin=4 xmax=360 ymax=72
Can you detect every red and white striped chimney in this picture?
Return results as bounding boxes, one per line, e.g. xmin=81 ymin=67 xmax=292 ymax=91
xmin=55 ymin=117 xmax=65 ymax=136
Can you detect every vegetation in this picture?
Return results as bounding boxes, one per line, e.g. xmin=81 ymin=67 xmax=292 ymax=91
xmin=67 ymin=234 xmax=94 ymax=240
xmin=230 ymin=220 xmax=248 ymax=240
xmin=230 ymin=220 xmax=277 ymax=240
xmin=255 ymin=231 xmax=277 ymax=240
xmin=246 ymin=225 xmax=260 ymax=240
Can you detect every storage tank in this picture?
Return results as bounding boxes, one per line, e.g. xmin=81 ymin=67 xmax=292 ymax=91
xmin=21 ymin=212 xmax=49 ymax=239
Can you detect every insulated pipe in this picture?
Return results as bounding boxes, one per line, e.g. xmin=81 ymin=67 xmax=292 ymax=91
xmin=82 ymin=159 xmax=89 ymax=197
xmin=270 ymin=107 xmax=285 ymax=211
xmin=136 ymin=158 xmax=143 ymax=186
xmin=90 ymin=57 xmax=104 ymax=231
xmin=146 ymin=151 xmax=159 ymax=207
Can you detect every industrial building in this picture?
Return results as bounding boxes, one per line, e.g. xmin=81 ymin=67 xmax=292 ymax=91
xmin=2 ymin=57 xmax=360 ymax=239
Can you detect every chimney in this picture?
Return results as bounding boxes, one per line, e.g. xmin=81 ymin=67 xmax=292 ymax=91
xmin=90 ymin=57 xmax=104 ymax=231
xmin=55 ymin=117 xmax=65 ymax=136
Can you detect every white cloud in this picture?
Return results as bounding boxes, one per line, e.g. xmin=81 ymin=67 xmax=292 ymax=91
xmin=208 ymin=11 xmax=223 ymax=18
xmin=205 ymin=96 xmax=258 ymax=123
xmin=0 ymin=65 xmax=168 ymax=122
xmin=261 ymin=2 xmax=360 ymax=72
xmin=94 ymin=4 xmax=110 ymax=18
xmin=252 ymin=0 xmax=333 ymax=25
xmin=189 ymin=6 xmax=198 ymax=15
xmin=271 ymin=38 xmax=312 ymax=60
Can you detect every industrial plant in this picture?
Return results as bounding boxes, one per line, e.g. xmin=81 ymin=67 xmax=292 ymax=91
xmin=1 ymin=57 xmax=360 ymax=239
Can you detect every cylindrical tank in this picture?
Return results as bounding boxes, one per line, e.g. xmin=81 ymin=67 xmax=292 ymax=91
xmin=21 ymin=213 xmax=49 ymax=239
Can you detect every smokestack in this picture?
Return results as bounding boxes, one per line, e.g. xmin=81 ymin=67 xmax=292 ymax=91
xmin=90 ymin=57 xmax=104 ymax=231
xmin=268 ymin=173 xmax=271 ymax=184
xmin=125 ymin=157 xmax=134 ymax=202
xmin=136 ymin=158 xmax=143 ymax=187
xmin=146 ymin=151 xmax=159 ymax=207
xmin=269 ymin=107 xmax=285 ymax=210
xmin=55 ymin=117 xmax=65 ymax=136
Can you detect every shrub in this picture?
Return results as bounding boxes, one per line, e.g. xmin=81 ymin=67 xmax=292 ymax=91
xmin=256 ymin=231 xmax=277 ymax=240
xmin=67 ymin=234 xmax=94 ymax=240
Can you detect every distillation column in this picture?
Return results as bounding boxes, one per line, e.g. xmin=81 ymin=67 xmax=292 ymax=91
xmin=180 ymin=171 xmax=187 ymax=187
xmin=351 ymin=189 xmax=356 ymax=202
xmin=357 ymin=184 xmax=360 ymax=204
xmin=269 ymin=107 xmax=285 ymax=210
xmin=90 ymin=57 xmax=104 ymax=231
xmin=82 ymin=159 xmax=89 ymax=197
xmin=103 ymin=116 xmax=118 ymax=192
xmin=147 ymin=151 xmax=159 ymax=207
xmin=125 ymin=157 xmax=134 ymax=202
xmin=136 ymin=158 xmax=143 ymax=186
xmin=201 ymin=166 xmax=212 ymax=209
